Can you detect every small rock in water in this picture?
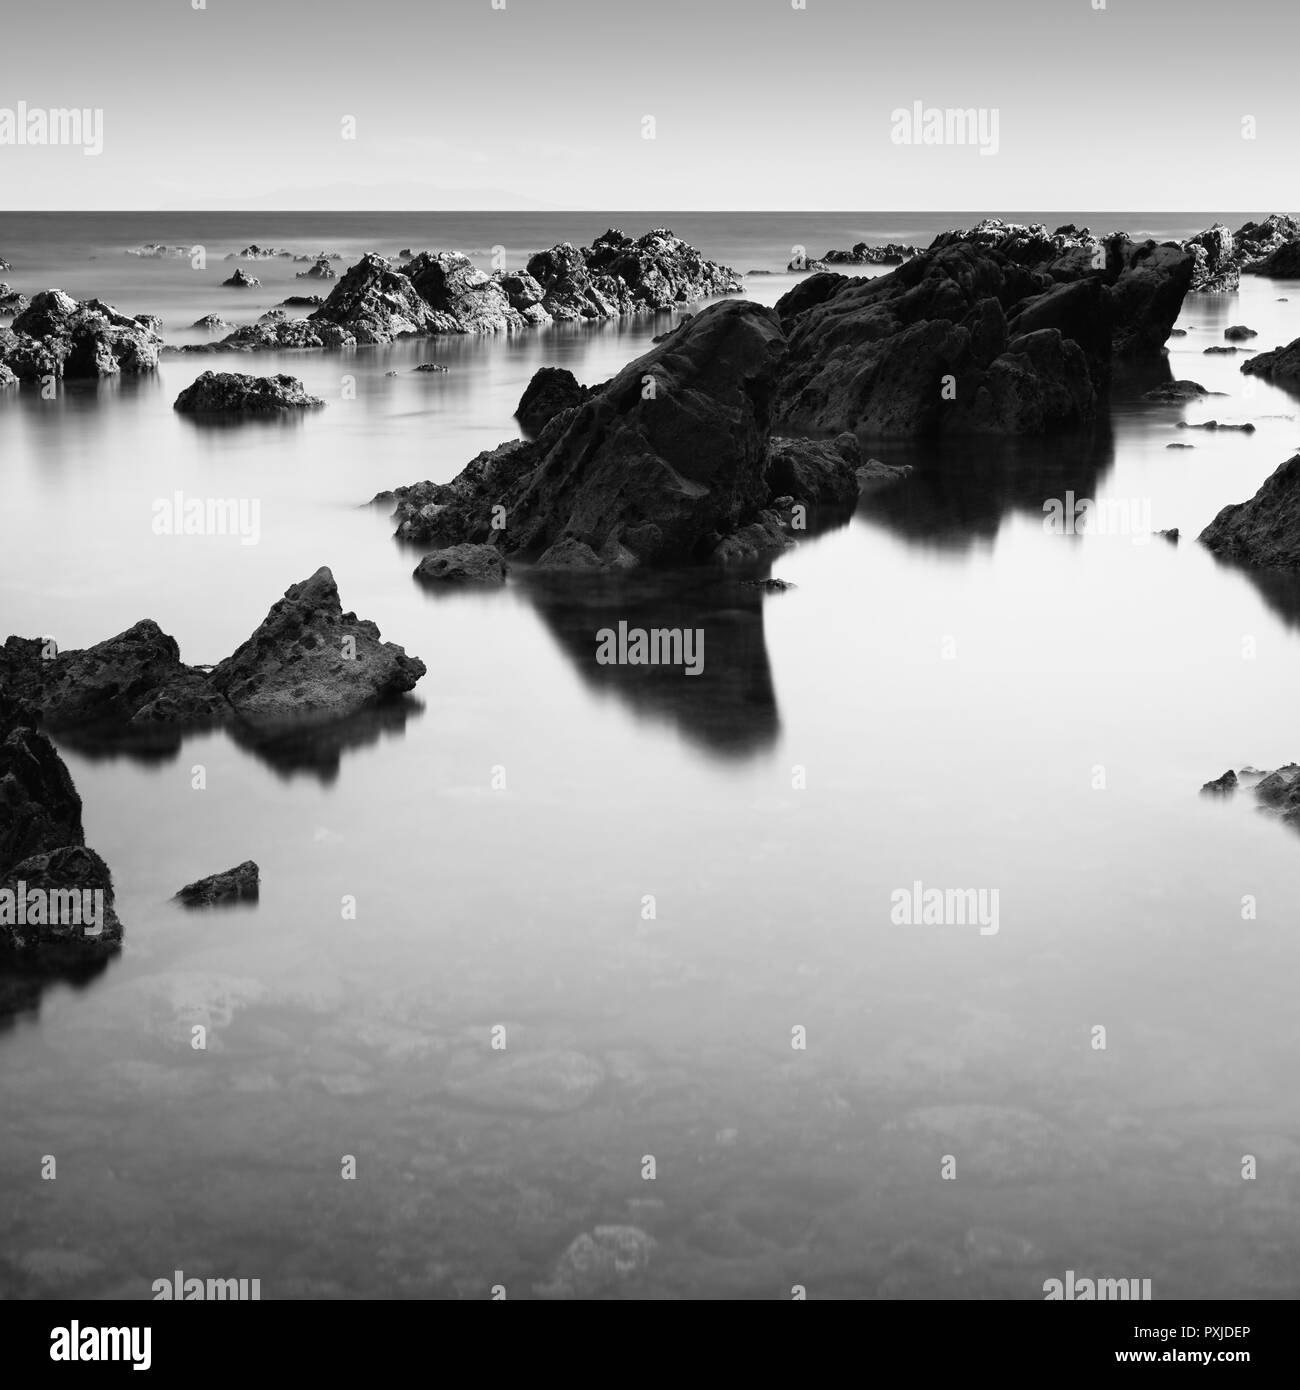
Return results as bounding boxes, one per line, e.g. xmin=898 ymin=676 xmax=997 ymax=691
xmin=741 ymin=577 xmax=796 ymax=592
xmin=1225 ymin=325 xmax=1258 ymax=341
xmin=1178 ymin=419 xmax=1255 ymax=433
xmin=1157 ymin=528 xmax=1179 ymax=543
xmin=1200 ymin=770 xmax=1238 ymax=795
xmin=414 ymin=544 xmax=507 ymax=585
xmin=192 ymin=314 xmax=232 ymax=332
xmin=174 ymin=371 xmax=324 ymax=413
xmin=1141 ymin=380 xmax=1219 ymax=402
xmin=1166 ymin=442 xmax=1195 ymax=449
xmin=1169 ymin=328 xmax=1187 ymax=337
xmin=174 ymin=860 xmax=260 ymax=906
xmin=412 ymin=362 xmax=449 ymax=373
xmin=1203 ymin=345 xmax=1242 ymax=355
xmin=221 ymin=268 xmax=259 ymax=289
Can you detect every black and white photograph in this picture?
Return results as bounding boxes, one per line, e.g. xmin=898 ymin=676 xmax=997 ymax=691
xmin=0 ymin=0 xmax=1296 ymax=1355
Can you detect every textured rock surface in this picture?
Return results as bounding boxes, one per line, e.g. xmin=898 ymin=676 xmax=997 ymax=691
xmin=174 ymin=861 xmax=260 ymax=906
xmin=1 ymin=290 xmax=162 ymax=381
xmin=174 ymin=371 xmax=324 ymax=413
xmin=413 ymin=545 xmax=508 ymax=585
xmin=515 ymin=366 xmax=589 ymax=435
xmin=1200 ymin=454 xmax=1300 ymax=567
xmin=1241 ymin=336 xmax=1300 ymax=388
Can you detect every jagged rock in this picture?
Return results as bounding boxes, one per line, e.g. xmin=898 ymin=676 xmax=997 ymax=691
xmin=789 ymin=241 xmax=917 ymax=271
xmin=295 ymin=257 xmax=337 ymax=281
xmin=230 ymin=245 xmax=293 ymax=260
xmin=174 ymin=861 xmax=260 ymax=906
xmin=222 ymin=269 xmax=260 ymax=288
xmin=0 ymin=286 xmax=30 ymax=316
xmin=0 ymin=622 xmax=200 ymax=730
xmin=412 ymin=362 xmax=448 ymax=373
xmin=1225 ymin=325 xmax=1258 ymax=341
xmin=1 ymin=290 xmax=161 ymax=381
xmin=1200 ymin=453 xmax=1300 ymax=567
xmin=0 ymin=256 xmax=11 ymax=272
xmin=174 ymin=371 xmax=323 ymax=413
xmin=1254 ymin=765 xmax=1300 ymax=826
xmin=413 ymin=544 xmax=508 ymax=585
xmin=1201 ymin=769 xmax=1237 ymax=794
xmin=125 ymin=244 xmax=187 ymax=259
xmin=309 ymin=253 xmax=440 ymax=344
xmin=497 ymin=271 xmax=546 ymax=313
xmin=1242 ymin=237 xmax=1300 ymax=279
xmin=280 ymin=295 xmax=323 ymax=308
xmin=857 ymin=457 xmax=913 ymax=489
xmin=1241 ymin=336 xmax=1300 ymax=388
xmin=399 ymin=252 xmax=524 ymax=334
xmin=1141 ymin=380 xmax=1218 ymax=402
xmin=1178 ymin=419 xmax=1255 ymax=432
xmin=208 ymin=567 xmax=426 ymax=721
xmin=770 ymin=246 xmax=1097 ymax=436
xmin=764 ymin=433 xmax=861 ymax=505
xmin=258 ymin=308 xmax=288 ymax=324
xmin=0 ymin=694 xmax=83 ymax=870
xmin=742 ymin=577 xmax=796 ymax=591
xmin=176 ymin=319 xmax=356 ymax=353
xmin=1186 ymin=223 xmax=1238 ymax=292
xmin=515 ymin=366 xmax=588 ymax=434
xmin=1157 ymin=527 xmax=1179 ymax=542
xmin=1204 ymin=345 xmax=1242 ymax=355
xmin=193 ymin=315 xmax=233 ymax=331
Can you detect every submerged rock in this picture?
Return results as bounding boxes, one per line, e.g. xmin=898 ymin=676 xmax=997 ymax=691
xmin=413 ymin=544 xmax=507 ymax=585
xmin=1201 ymin=769 xmax=1238 ymax=794
xmin=1200 ymin=453 xmax=1300 ymax=567
xmin=208 ymin=567 xmax=426 ymax=721
xmin=174 ymin=371 xmax=323 ymax=413
xmin=174 ymin=861 xmax=260 ymax=906
xmin=1141 ymin=380 xmax=1217 ymax=402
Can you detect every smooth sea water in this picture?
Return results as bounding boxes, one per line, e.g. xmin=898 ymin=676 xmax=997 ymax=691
xmin=2 ymin=212 xmax=1300 ymax=1300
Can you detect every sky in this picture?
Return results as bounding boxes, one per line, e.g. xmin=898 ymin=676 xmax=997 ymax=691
xmin=0 ymin=0 xmax=1295 ymax=209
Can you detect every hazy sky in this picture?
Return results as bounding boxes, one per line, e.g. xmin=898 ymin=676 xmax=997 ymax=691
xmin=0 ymin=0 xmax=1294 ymax=209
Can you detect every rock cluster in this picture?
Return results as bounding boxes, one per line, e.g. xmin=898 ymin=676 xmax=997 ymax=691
xmin=174 ymin=371 xmax=323 ymax=413
xmin=0 ymin=290 xmax=162 ymax=381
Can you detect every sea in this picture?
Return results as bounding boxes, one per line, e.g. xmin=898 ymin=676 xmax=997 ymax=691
xmin=1 ymin=210 xmax=1299 ymax=1300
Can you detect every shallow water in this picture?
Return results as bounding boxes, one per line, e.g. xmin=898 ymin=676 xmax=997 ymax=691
xmin=3 ymin=215 xmax=1300 ymax=1300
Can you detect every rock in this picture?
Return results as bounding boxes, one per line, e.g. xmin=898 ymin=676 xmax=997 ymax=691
xmin=1157 ymin=527 xmax=1179 ymax=543
xmin=392 ymin=299 xmax=785 ymax=566
xmin=770 ymin=246 xmax=1098 ymax=436
xmin=1204 ymin=345 xmax=1242 ymax=355
xmin=1241 ymin=336 xmax=1300 ymax=389
xmin=515 ymin=366 xmax=588 ymax=434
xmin=309 ymin=253 xmax=440 ymax=344
xmin=1253 ymin=765 xmax=1300 ymax=826
xmin=857 ymin=457 xmax=913 ymax=489
xmin=230 ymin=245 xmax=293 ymax=260
xmin=1167 ymin=442 xmax=1195 ymax=448
xmin=1200 ymin=453 xmax=1300 ymax=567
xmin=535 ymin=1226 xmax=655 ymax=1299
xmin=412 ymin=362 xmax=448 ymax=373
xmin=174 ymin=861 xmax=260 ymax=906
xmin=413 ymin=544 xmax=508 ymax=585
xmin=1141 ymin=380 xmax=1217 ymax=402
xmin=0 ymin=694 xmax=83 ymax=870
xmin=0 ymin=621 xmax=200 ymax=730
xmin=1225 ymin=325 xmax=1258 ymax=341
xmin=0 ymin=255 xmax=10 ymax=272
xmin=221 ymin=269 xmax=260 ymax=288
xmin=208 ymin=567 xmax=426 ymax=721
xmin=791 ymin=241 xmax=917 ymax=270
xmin=0 ymin=845 xmax=122 ymax=963
xmin=401 ymin=251 xmax=524 ymax=334
xmin=741 ymin=577 xmax=796 ymax=591
xmin=295 ymin=257 xmax=337 ymax=281
xmin=0 ymin=364 xmax=16 ymax=389
xmin=175 ymin=318 xmax=357 ymax=353
xmin=1185 ymin=223 xmax=1238 ymax=292
xmin=125 ymin=244 xmax=188 ymax=259
xmin=1 ymin=290 xmax=161 ymax=381
xmin=258 ymin=308 xmax=288 ymax=324
xmin=280 ymin=295 xmax=323 ymax=308
xmin=1201 ymin=769 xmax=1238 ymax=794
xmin=497 ymin=271 xmax=546 ymax=313
xmin=1178 ymin=420 xmax=1255 ymax=432
xmin=0 ymin=287 xmax=30 ymax=316
xmin=1242 ymin=237 xmax=1300 ymax=280
xmin=764 ymin=433 xmax=861 ymax=506
xmin=174 ymin=371 xmax=324 ymax=413
xmin=193 ymin=314 xmax=233 ymax=332
xmin=1169 ymin=328 xmax=1187 ymax=336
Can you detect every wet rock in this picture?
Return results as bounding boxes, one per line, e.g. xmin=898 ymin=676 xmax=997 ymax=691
xmin=309 ymin=253 xmax=440 ymax=344
xmin=765 ymin=433 xmax=861 ymax=506
xmin=789 ymin=241 xmax=917 ymax=270
xmin=125 ymin=243 xmax=188 ymax=259
xmin=193 ymin=314 xmax=233 ymax=332
xmin=0 ymin=845 xmax=123 ymax=962
xmin=1141 ymin=380 xmax=1217 ymax=402
xmin=280 ymin=295 xmax=323 ymax=308
xmin=1253 ymin=765 xmax=1300 ymax=826
xmin=221 ymin=269 xmax=260 ymax=288
xmin=413 ymin=544 xmax=508 ymax=585
xmin=401 ymin=251 xmax=523 ymax=334
xmin=230 ymin=245 xmax=293 ymax=260
xmin=857 ymin=457 xmax=913 ymax=489
xmin=1242 ymin=236 xmax=1300 ymax=280
xmin=0 ymin=364 xmax=16 ymax=389
xmin=174 ymin=860 xmax=260 ymax=906
xmin=412 ymin=362 xmax=449 ymax=373
xmin=1201 ymin=769 xmax=1238 ymax=795
xmin=174 ymin=371 xmax=324 ymax=413
xmin=515 ymin=366 xmax=588 ymax=434
xmin=208 ymin=566 xmax=426 ymax=721
xmin=1200 ymin=453 xmax=1300 ymax=567
xmin=534 ymin=1226 xmax=655 ymax=1299
xmin=1204 ymin=345 xmax=1242 ymax=355
xmin=1185 ymin=223 xmax=1239 ymax=292
xmin=1241 ymin=336 xmax=1300 ymax=389
xmin=741 ymin=577 xmax=796 ymax=592
xmin=1166 ymin=443 xmax=1195 ymax=449
xmin=1157 ymin=527 xmax=1179 ymax=543
xmin=0 ymin=694 xmax=83 ymax=871
xmin=295 ymin=257 xmax=337 ymax=281
xmin=1225 ymin=325 xmax=1258 ymax=342
xmin=1178 ymin=419 xmax=1255 ymax=432
xmin=1 ymin=290 xmax=161 ymax=381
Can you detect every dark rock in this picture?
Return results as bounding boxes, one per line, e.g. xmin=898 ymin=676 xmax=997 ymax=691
xmin=231 ymin=245 xmax=293 ymax=260
xmin=1185 ymin=223 xmax=1238 ymax=292
xmin=412 ymin=362 xmax=449 ymax=373
xmin=1169 ymin=328 xmax=1187 ymax=337
xmin=1200 ymin=453 xmax=1300 ymax=567
xmin=174 ymin=371 xmax=324 ymax=413
xmin=1142 ymin=380 xmax=1217 ymax=402
xmin=741 ymin=577 xmax=796 ymax=591
xmin=1225 ymin=325 xmax=1258 ymax=341
xmin=0 ymin=845 xmax=122 ymax=962
xmin=174 ymin=860 xmax=260 ymax=906
xmin=208 ymin=567 xmax=426 ymax=721
xmin=857 ymin=457 xmax=914 ymax=489
xmin=789 ymin=242 xmax=917 ymax=271
xmin=0 ymin=694 xmax=83 ymax=870
xmin=309 ymin=253 xmax=440 ymax=344
xmin=295 ymin=257 xmax=337 ymax=281
xmin=1157 ymin=528 xmax=1179 ymax=542
xmin=1 ymin=290 xmax=161 ymax=381
xmin=125 ymin=244 xmax=188 ymax=259
xmin=222 ymin=269 xmax=260 ymax=288
xmin=401 ymin=252 xmax=523 ymax=334
xmin=414 ymin=544 xmax=508 ymax=585
xmin=515 ymin=366 xmax=589 ymax=434
xmin=0 ymin=364 xmax=16 ymax=389
xmin=0 ymin=286 xmax=30 ymax=316
xmin=1204 ymin=345 xmax=1242 ymax=355
xmin=1241 ymin=336 xmax=1300 ymax=389
xmin=280 ymin=295 xmax=323 ymax=308
xmin=765 ymin=433 xmax=861 ymax=506
xmin=1242 ymin=237 xmax=1300 ymax=280
xmin=258 ymin=308 xmax=288 ymax=324
xmin=1178 ymin=419 xmax=1255 ymax=432
xmin=1253 ymin=764 xmax=1300 ymax=826
xmin=1166 ymin=443 xmax=1195 ymax=449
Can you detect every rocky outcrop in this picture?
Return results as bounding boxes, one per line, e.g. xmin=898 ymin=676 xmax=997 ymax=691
xmin=1201 ymin=769 xmax=1237 ymax=795
xmin=192 ymin=314 xmax=233 ymax=332
xmin=1254 ymin=765 xmax=1300 ymax=826
xmin=390 ymin=299 xmax=788 ymax=565
xmin=1225 ymin=325 xmax=1257 ymax=341
xmin=768 ymin=245 xmax=1098 ymax=437
xmin=1141 ymin=380 xmax=1218 ymax=402
xmin=1185 ymin=224 xmax=1238 ymax=292
xmin=0 ymin=695 xmax=122 ymax=964
xmin=229 ymin=245 xmax=293 ymax=260
xmin=308 ymin=253 xmax=441 ymax=344
xmin=174 ymin=861 xmax=260 ymax=906
xmin=2 ymin=570 xmax=425 ymax=732
xmin=0 ymin=284 xmax=29 ymax=316
xmin=515 ymin=366 xmax=589 ymax=434
xmin=0 ymin=290 xmax=161 ymax=382
xmin=1241 ymin=336 xmax=1300 ymax=389
xmin=222 ymin=269 xmax=260 ymax=288
xmin=174 ymin=371 xmax=324 ymax=413
xmin=402 ymin=252 xmax=524 ymax=334
xmin=789 ymin=242 xmax=917 ymax=271
xmin=125 ymin=244 xmax=187 ymax=259
xmin=295 ymin=257 xmax=337 ymax=281
xmin=414 ymin=544 xmax=508 ymax=585
xmin=1200 ymin=454 xmax=1300 ymax=567
xmin=208 ymin=567 xmax=426 ymax=721
xmin=0 ymin=364 xmax=16 ymax=389
xmin=764 ymin=434 xmax=861 ymax=506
